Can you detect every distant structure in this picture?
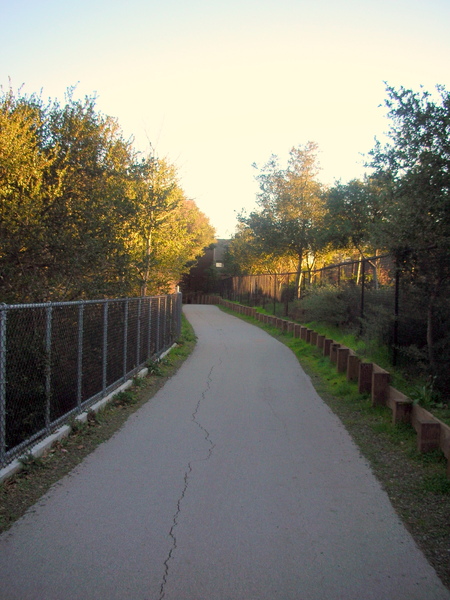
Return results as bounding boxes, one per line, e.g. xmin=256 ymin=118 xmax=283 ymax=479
xmin=181 ymin=239 xmax=229 ymax=300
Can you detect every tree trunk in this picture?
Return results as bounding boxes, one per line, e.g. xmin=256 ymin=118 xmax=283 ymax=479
xmin=294 ymin=250 xmax=303 ymax=299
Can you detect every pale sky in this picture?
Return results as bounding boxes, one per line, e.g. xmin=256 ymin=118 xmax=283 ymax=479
xmin=2 ymin=0 xmax=450 ymax=237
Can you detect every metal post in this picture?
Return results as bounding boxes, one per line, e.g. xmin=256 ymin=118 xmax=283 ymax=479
xmin=393 ymin=263 xmax=400 ymax=366
xmin=360 ymin=259 xmax=366 ymax=334
xmin=123 ymin=298 xmax=129 ymax=379
xmin=136 ymin=297 xmax=142 ymax=367
xmin=0 ymin=306 xmax=7 ymax=467
xmin=273 ymin=275 xmax=277 ymax=315
xmin=163 ymin=296 xmax=167 ymax=349
xmin=147 ymin=298 xmax=152 ymax=360
xmin=178 ymin=292 xmax=183 ymax=338
xmin=285 ymin=274 xmax=289 ymax=317
xmin=45 ymin=304 xmax=52 ymax=431
xmin=156 ymin=297 xmax=160 ymax=354
xmin=102 ymin=301 xmax=108 ymax=395
xmin=77 ymin=302 xmax=84 ymax=411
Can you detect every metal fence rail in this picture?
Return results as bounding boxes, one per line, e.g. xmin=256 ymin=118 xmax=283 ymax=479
xmin=218 ymin=255 xmax=394 ymax=311
xmin=0 ymin=293 xmax=182 ymax=468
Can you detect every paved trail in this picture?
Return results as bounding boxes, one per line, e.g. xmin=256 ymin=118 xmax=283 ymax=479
xmin=0 ymin=305 xmax=449 ymax=600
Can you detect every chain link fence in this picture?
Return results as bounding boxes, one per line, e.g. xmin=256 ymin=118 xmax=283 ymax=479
xmin=218 ymin=255 xmax=394 ymax=312
xmin=0 ymin=293 xmax=182 ymax=468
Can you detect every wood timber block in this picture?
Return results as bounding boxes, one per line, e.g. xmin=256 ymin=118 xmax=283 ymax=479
xmin=294 ymin=324 xmax=301 ymax=338
xmin=316 ymin=334 xmax=325 ymax=350
xmin=300 ymin=327 xmax=308 ymax=341
xmin=329 ymin=343 xmax=340 ymax=364
xmin=337 ymin=347 xmax=350 ymax=373
xmin=387 ymin=387 xmax=412 ymax=423
xmin=387 ymin=387 xmax=412 ymax=424
xmin=310 ymin=331 xmax=318 ymax=345
xmin=347 ymin=353 xmax=360 ymax=382
xmin=412 ymin=405 xmax=441 ymax=453
xmin=372 ymin=365 xmax=390 ymax=407
xmin=306 ymin=329 xmax=312 ymax=343
xmin=323 ymin=338 xmax=332 ymax=357
xmin=358 ymin=362 xmax=373 ymax=394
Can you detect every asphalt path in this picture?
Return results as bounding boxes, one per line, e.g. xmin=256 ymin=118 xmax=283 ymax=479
xmin=0 ymin=305 xmax=449 ymax=600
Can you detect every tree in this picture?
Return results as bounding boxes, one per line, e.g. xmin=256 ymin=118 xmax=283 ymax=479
xmin=224 ymin=223 xmax=298 ymax=276
xmin=323 ymin=176 xmax=387 ymax=285
xmin=240 ymin=142 xmax=325 ymax=292
xmin=142 ymin=196 xmax=216 ymax=294
xmin=44 ymin=90 xmax=138 ymax=299
xmin=0 ymin=88 xmax=57 ymax=301
xmin=128 ymin=156 xmax=183 ymax=295
xmin=0 ymin=86 xmax=215 ymax=301
xmin=368 ymin=84 xmax=450 ymax=386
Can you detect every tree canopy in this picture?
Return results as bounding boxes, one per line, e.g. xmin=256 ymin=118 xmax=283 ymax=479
xmin=237 ymin=142 xmax=325 ymax=289
xmin=0 ymin=86 xmax=215 ymax=302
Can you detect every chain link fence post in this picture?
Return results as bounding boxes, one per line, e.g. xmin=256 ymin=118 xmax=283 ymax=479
xmin=0 ymin=305 xmax=7 ymax=467
xmin=102 ymin=301 xmax=108 ymax=396
xmin=77 ymin=302 xmax=84 ymax=411
xmin=136 ymin=297 xmax=142 ymax=367
xmin=123 ymin=298 xmax=129 ymax=380
xmin=156 ymin=297 xmax=161 ymax=355
xmin=45 ymin=303 xmax=52 ymax=432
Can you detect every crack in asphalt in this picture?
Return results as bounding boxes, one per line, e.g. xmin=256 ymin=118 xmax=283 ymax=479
xmin=158 ymin=363 xmax=217 ymax=600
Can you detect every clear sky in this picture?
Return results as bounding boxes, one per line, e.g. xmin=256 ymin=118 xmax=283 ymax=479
xmin=2 ymin=0 xmax=450 ymax=237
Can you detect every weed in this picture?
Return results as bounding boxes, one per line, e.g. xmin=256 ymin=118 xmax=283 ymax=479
xmin=111 ymin=390 xmax=137 ymax=407
xmin=422 ymin=474 xmax=450 ymax=495
xmin=147 ymin=359 xmax=163 ymax=377
xmin=132 ymin=375 xmax=146 ymax=388
xmin=68 ymin=417 xmax=87 ymax=434
xmin=411 ymin=376 xmax=442 ymax=409
xmin=87 ymin=409 xmax=104 ymax=424
xmin=18 ymin=452 xmax=44 ymax=470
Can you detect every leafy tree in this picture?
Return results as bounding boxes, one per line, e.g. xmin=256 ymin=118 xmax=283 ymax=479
xmin=0 ymin=88 xmax=56 ymax=301
xmin=0 ymin=86 xmax=215 ymax=301
xmin=323 ymin=176 xmax=387 ymax=285
xmin=240 ymin=142 xmax=325 ymax=293
xmin=368 ymin=84 xmax=450 ymax=385
xmin=128 ymin=156 xmax=183 ymax=295
xmin=139 ymin=195 xmax=216 ymax=294
xmin=224 ymin=223 xmax=298 ymax=276
xmin=43 ymin=90 xmax=138 ymax=299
